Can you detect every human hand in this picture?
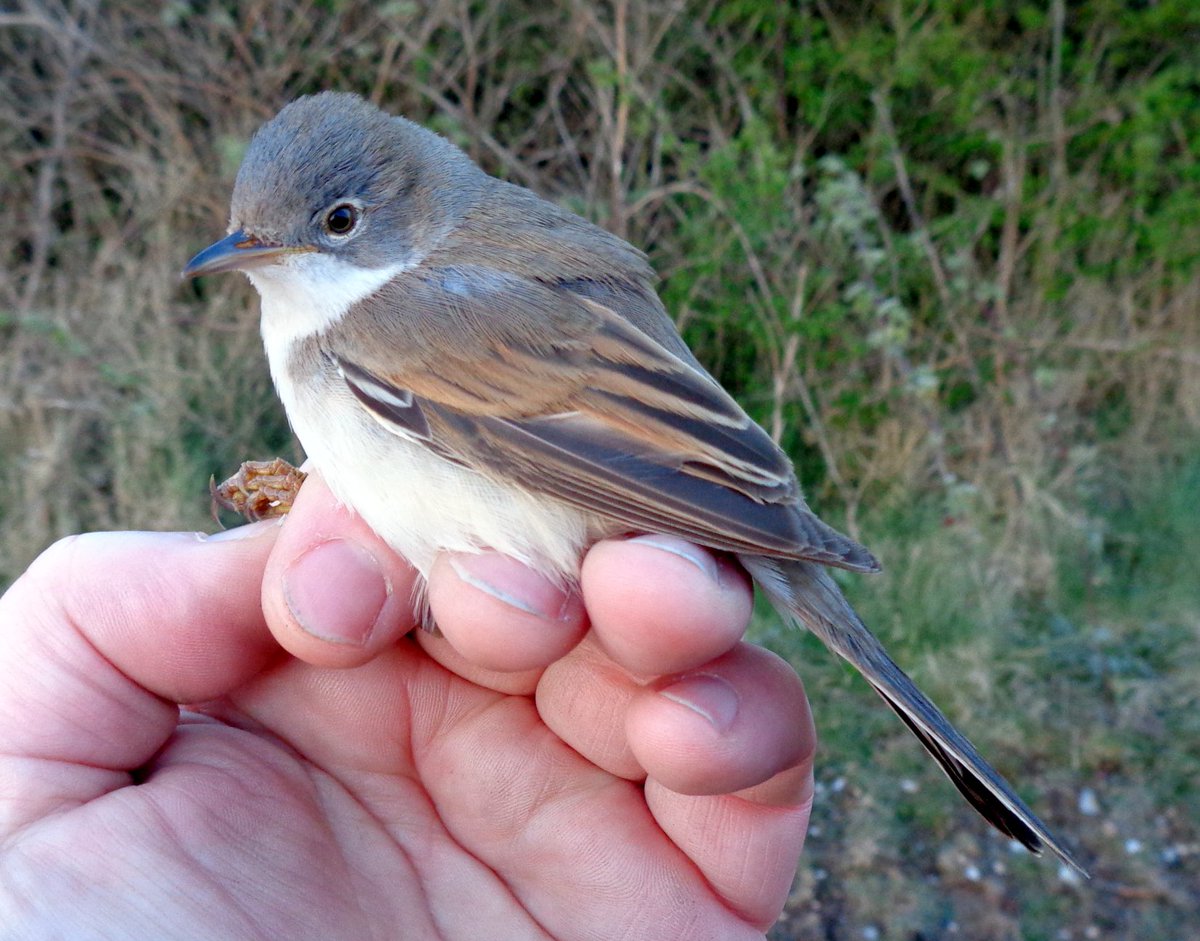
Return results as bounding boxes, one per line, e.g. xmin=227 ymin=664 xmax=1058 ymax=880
xmin=0 ymin=472 xmax=814 ymax=940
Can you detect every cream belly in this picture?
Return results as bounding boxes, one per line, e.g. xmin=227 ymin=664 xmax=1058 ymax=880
xmin=278 ymin=351 xmax=594 ymax=582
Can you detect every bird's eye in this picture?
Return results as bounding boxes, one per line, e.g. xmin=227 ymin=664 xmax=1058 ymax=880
xmin=324 ymin=204 xmax=359 ymax=236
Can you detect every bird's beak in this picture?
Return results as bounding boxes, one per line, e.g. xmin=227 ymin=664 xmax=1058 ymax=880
xmin=181 ymin=230 xmax=309 ymax=279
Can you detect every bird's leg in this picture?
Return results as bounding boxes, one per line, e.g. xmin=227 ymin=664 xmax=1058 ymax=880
xmin=211 ymin=457 xmax=308 ymax=523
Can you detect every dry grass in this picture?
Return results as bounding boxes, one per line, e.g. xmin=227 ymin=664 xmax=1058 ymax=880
xmin=2 ymin=1 xmax=1199 ymax=937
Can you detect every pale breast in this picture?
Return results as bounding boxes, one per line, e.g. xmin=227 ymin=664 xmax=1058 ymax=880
xmin=277 ymin=343 xmax=595 ymax=582
xmin=250 ymin=259 xmax=597 ymax=584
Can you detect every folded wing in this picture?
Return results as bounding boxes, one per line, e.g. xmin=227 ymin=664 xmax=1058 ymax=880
xmin=328 ymin=264 xmax=879 ymax=572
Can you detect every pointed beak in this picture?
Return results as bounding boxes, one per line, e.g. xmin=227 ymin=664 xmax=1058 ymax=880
xmin=182 ymin=230 xmax=310 ymax=279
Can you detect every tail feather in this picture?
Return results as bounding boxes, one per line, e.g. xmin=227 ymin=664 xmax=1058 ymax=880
xmin=741 ymin=554 xmax=1085 ymax=875
xmin=875 ymin=688 xmax=1042 ymax=850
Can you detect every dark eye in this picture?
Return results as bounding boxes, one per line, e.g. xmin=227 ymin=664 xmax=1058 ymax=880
xmin=324 ymin=204 xmax=359 ymax=236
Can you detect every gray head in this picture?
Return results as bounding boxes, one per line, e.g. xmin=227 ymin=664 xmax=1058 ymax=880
xmin=185 ymin=93 xmax=486 ymax=276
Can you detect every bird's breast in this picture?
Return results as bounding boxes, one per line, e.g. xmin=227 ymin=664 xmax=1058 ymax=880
xmin=269 ymin=337 xmax=595 ymax=583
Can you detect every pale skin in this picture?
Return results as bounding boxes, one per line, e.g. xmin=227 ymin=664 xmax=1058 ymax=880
xmin=0 ymin=473 xmax=814 ymax=940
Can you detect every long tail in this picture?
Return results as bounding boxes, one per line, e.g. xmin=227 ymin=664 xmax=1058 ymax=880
xmin=741 ymin=554 xmax=1085 ymax=874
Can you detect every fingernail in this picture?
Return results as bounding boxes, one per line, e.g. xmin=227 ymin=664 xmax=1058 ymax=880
xmin=284 ymin=539 xmax=391 ymax=645
xmin=629 ymin=534 xmax=721 ymax=583
xmin=447 ymin=553 xmax=572 ymax=621
xmin=659 ymin=673 xmax=740 ymax=732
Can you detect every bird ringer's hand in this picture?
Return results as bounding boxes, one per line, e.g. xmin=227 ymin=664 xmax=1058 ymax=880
xmin=0 ymin=472 xmax=813 ymax=940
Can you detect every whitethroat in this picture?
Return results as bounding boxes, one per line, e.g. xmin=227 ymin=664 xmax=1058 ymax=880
xmin=184 ymin=92 xmax=1081 ymax=872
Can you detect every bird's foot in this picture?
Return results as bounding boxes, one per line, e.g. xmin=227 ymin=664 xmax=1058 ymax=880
xmin=211 ymin=458 xmax=308 ymax=524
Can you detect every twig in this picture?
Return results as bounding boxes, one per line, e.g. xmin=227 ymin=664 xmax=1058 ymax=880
xmin=871 ymin=90 xmax=950 ymax=305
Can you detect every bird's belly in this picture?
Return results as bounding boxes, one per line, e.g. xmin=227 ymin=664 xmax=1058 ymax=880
xmin=280 ymin=370 xmax=594 ymax=582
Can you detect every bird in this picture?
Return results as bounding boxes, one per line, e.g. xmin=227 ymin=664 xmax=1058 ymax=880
xmin=183 ymin=91 xmax=1082 ymax=872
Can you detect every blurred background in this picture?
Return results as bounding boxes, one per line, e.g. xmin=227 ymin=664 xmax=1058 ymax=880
xmin=2 ymin=1 xmax=1198 ymax=937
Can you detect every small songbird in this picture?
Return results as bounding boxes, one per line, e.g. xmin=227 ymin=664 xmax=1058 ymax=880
xmin=184 ymin=92 xmax=1080 ymax=871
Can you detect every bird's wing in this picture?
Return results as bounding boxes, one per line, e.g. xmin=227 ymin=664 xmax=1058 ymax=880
xmin=325 ymin=264 xmax=878 ymax=571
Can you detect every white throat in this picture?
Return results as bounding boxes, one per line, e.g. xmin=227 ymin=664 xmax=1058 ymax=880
xmin=247 ymin=252 xmax=406 ymax=381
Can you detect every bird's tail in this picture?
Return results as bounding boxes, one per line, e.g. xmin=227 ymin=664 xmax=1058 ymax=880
xmin=741 ymin=555 xmax=1085 ymax=874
